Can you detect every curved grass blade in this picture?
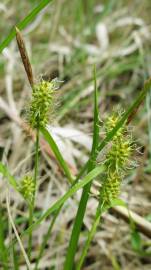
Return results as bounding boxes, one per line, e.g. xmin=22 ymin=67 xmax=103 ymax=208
xmin=0 ymin=0 xmax=53 ymax=53
xmin=40 ymin=126 xmax=74 ymax=183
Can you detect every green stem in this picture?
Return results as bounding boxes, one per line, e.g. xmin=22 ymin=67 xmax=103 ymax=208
xmin=28 ymin=128 xmax=40 ymax=259
xmin=34 ymin=206 xmax=61 ymax=270
xmin=63 ymin=178 xmax=92 ymax=269
xmin=0 ymin=210 xmax=8 ymax=270
xmin=76 ymin=205 xmax=102 ymax=270
xmin=12 ymin=244 xmax=19 ymax=270
xmin=63 ymin=142 xmax=98 ymax=270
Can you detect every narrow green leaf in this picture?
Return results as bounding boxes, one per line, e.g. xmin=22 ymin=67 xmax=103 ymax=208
xmin=64 ymin=66 xmax=100 ymax=270
xmin=40 ymin=126 xmax=74 ymax=183
xmin=91 ymin=65 xmax=100 ymax=156
xmin=0 ymin=162 xmax=18 ymax=191
xmin=0 ymin=0 xmax=53 ymax=53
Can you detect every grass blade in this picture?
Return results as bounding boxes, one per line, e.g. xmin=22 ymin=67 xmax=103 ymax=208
xmin=40 ymin=126 xmax=74 ymax=183
xmin=0 ymin=0 xmax=53 ymax=53
xmin=64 ymin=66 xmax=100 ymax=269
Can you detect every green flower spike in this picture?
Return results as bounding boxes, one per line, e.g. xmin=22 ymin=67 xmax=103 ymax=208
xmin=100 ymin=171 xmax=121 ymax=205
xmin=19 ymin=175 xmax=35 ymax=204
xmin=105 ymin=112 xmax=125 ymax=139
xmin=105 ymin=137 xmax=132 ymax=172
xmin=100 ymin=111 xmax=133 ymax=207
xmin=28 ymin=79 xmax=56 ymax=128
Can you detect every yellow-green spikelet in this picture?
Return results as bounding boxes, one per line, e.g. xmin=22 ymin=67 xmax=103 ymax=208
xmin=105 ymin=137 xmax=132 ymax=172
xmin=19 ymin=175 xmax=35 ymax=204
xmin=28 ymin=80 xmax=55 ymax=128
xmin=100 ymin=172 xmax=121 ymax=206
xmin=105 ymin=112 xmax=125 ymax=139
xmin=100 ymin=111 xmax=133 ymax=207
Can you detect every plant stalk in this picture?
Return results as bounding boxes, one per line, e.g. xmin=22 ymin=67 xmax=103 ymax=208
xmin=76 ymin=204 xmax=102 ymax=269
xmin=34 ymin=206 xmax=61 ymax=270
xmin=28 ymin=128 xmax=39 ymax=259
xmin=0 ymin=210 xmax=8 ymax=270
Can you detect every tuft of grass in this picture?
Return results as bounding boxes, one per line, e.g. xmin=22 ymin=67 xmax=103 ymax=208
xmin=64 ymin=75 xmax=151 ymax=269
xmin=6 ymin=74 xmax=151 ymax=262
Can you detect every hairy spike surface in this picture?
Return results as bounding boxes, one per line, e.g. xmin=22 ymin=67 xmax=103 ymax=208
xmin=100 ymin=111 xmax=133 ymax=207
xmin=19 ymin=175 xmax=35 ymax=204
xmin=28 ymin=80 xmax=56 ymax=128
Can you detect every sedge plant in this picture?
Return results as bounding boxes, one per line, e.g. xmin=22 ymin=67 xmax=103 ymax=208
xmin=63 ymin=77 xmax=151 ymax=269
xmin=15 ymin=28 xmax=66 ymax=263
xmin=25 ymin=74 xmax=61 ymax=258
xmin=0 ymin=74 xmax=150 ymax=268
xmin=0 ymin=24 xmax=151 ymax=269
xmin=77 ymin=111 xmax=134 ymax=269
xmin=3 ymin=75 xmax=151 ymax=268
